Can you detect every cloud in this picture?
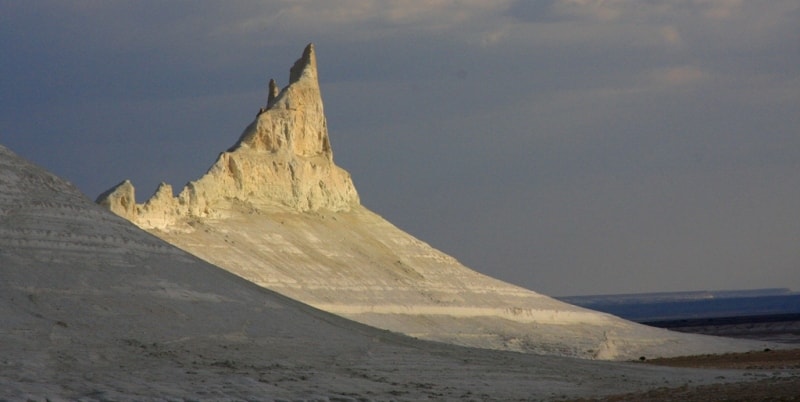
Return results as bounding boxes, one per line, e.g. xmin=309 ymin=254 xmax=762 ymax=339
xmin=651 ymin=65 xmax=710 ymax=87
xmin=695 ymin=0 xmax=744 ymax=20
xmin=659 ymin=25 xmax=683 ymax=47
xmin=506 ymin=0 xmax=640 ymax=23
xmin=506 ymin=0 xmax=561 ymax=23
xmin=556 ymin=0 xmax=628 ymax=22
xmin=216 ymin=0 xmax=512 ymax=41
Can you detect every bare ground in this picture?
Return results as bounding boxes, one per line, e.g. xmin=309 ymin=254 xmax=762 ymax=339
xmin=568 ymin=348 xmax=800 ymax=401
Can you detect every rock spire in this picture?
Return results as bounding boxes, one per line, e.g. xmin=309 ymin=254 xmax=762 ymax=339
xmin=98 ymin=43 xmax=359 ymax=229
xmin=267 ymin=79 xmax=279 ymax=109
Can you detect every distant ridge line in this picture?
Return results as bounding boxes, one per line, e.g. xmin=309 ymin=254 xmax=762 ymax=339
xmin=643 ymin=312 xmax=800 ymax=329
xmin=558 ymin=288 xmax=796 ymax=305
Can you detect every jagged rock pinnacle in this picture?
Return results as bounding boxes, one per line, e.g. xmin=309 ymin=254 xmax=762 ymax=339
xmin=289 ymin=43 xmax=317 ymax=84
xmin=95 ymin=180 xmax=136 ymax=221
xmin=267 ymin=79 xmax=279 ymax=109
xmin=233 ymin=43 xmax=329 ymax=157
xmin=98 ymin=43 xmax=359 ymax=228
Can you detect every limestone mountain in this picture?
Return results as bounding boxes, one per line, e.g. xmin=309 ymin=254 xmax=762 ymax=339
xmin=0 ymin=143 xmax=767 ymax=400
xmin=97 ymin=44 xmax=769 ymax=360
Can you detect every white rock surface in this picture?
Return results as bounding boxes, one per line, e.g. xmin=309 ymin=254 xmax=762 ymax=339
xmin=3 ymin=143 xmax=771 ymax=400
xmin=97 ymin=44 xmax=773 ymax=361
xmin=99 ymin=44 xmax=358 ymax=227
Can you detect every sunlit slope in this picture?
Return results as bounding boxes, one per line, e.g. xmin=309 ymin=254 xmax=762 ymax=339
xmin=150 ymin=200 xmax=772 ymax=360
xmin=98 ymin=44 xmax=771 ymax=361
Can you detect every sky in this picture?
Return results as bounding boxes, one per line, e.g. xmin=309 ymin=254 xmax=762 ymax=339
xmin=2 ymin=1 xmax=798 ymax=296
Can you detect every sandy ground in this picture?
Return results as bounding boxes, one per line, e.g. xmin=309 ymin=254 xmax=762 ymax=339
xmin=568 ymin=348 xmax=800 ymax=401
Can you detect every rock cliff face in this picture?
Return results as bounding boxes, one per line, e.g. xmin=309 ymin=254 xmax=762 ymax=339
xmin=97 ymin=45 xmax=770 ymax=360
xmin=98 ymin=44 xmax=359 ymax=229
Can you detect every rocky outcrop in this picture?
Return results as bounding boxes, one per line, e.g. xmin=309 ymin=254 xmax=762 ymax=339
xmin=95 ymin=180 xmax=137 ymax=221
xmin=97 ymin=44 xmax=359 ymax=229
xmin=96 ymin=44 xmax=773 ymax=360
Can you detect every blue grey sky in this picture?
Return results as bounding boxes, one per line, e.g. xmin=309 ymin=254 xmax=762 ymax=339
xmin=2 ymin=1 xmax=798 ymax=296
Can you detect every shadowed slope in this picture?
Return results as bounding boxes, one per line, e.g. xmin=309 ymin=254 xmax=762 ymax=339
xmin=3 ymin=143 xmax=770 ymax=400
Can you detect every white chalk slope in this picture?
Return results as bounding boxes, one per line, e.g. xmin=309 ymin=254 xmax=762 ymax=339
xmin=1 ymin=144 xmax=764 ymax=400
xmin=98 ymin=44 xmax=771 ymax=361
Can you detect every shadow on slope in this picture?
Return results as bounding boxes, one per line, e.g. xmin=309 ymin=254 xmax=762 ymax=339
xmin=0 ymin=145 xmax=773 ymax=399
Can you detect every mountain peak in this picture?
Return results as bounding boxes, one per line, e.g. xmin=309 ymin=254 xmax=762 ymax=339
xmin=234 ymin=43 xmax=329 ymax=157
xmin=98 ymin=44 xmax=358 ymax=228
xmin=289 ymin=43 xmax=317 ymax=84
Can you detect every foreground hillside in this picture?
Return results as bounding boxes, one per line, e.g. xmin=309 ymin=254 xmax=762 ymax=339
xmin=2 ymin=143 xmax=773 ymax=400
xmin=99 ymin=44 xmax=771 ymax=361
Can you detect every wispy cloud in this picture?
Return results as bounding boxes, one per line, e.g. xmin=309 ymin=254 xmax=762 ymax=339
xmin=651 ymin=65 xmax=710 ymax=87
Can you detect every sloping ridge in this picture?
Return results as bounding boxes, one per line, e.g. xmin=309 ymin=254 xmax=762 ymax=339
xmin=97 ymin=44 xmax=771 ymax=361
xmin=2 ymin=144 xmax=766 ymax=400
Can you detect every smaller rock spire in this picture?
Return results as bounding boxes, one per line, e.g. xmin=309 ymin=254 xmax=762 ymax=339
xmin=267 ymin=78 xmax=279 ymax=108
xmin=95 ymin=179 xmax=137 ymax=221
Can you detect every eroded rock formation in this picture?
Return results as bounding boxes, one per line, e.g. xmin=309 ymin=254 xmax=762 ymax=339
xmin=96 ymin=44 xmax=771 ymax=360
xmin=98 ymin=44 xmax=359 ymax=229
